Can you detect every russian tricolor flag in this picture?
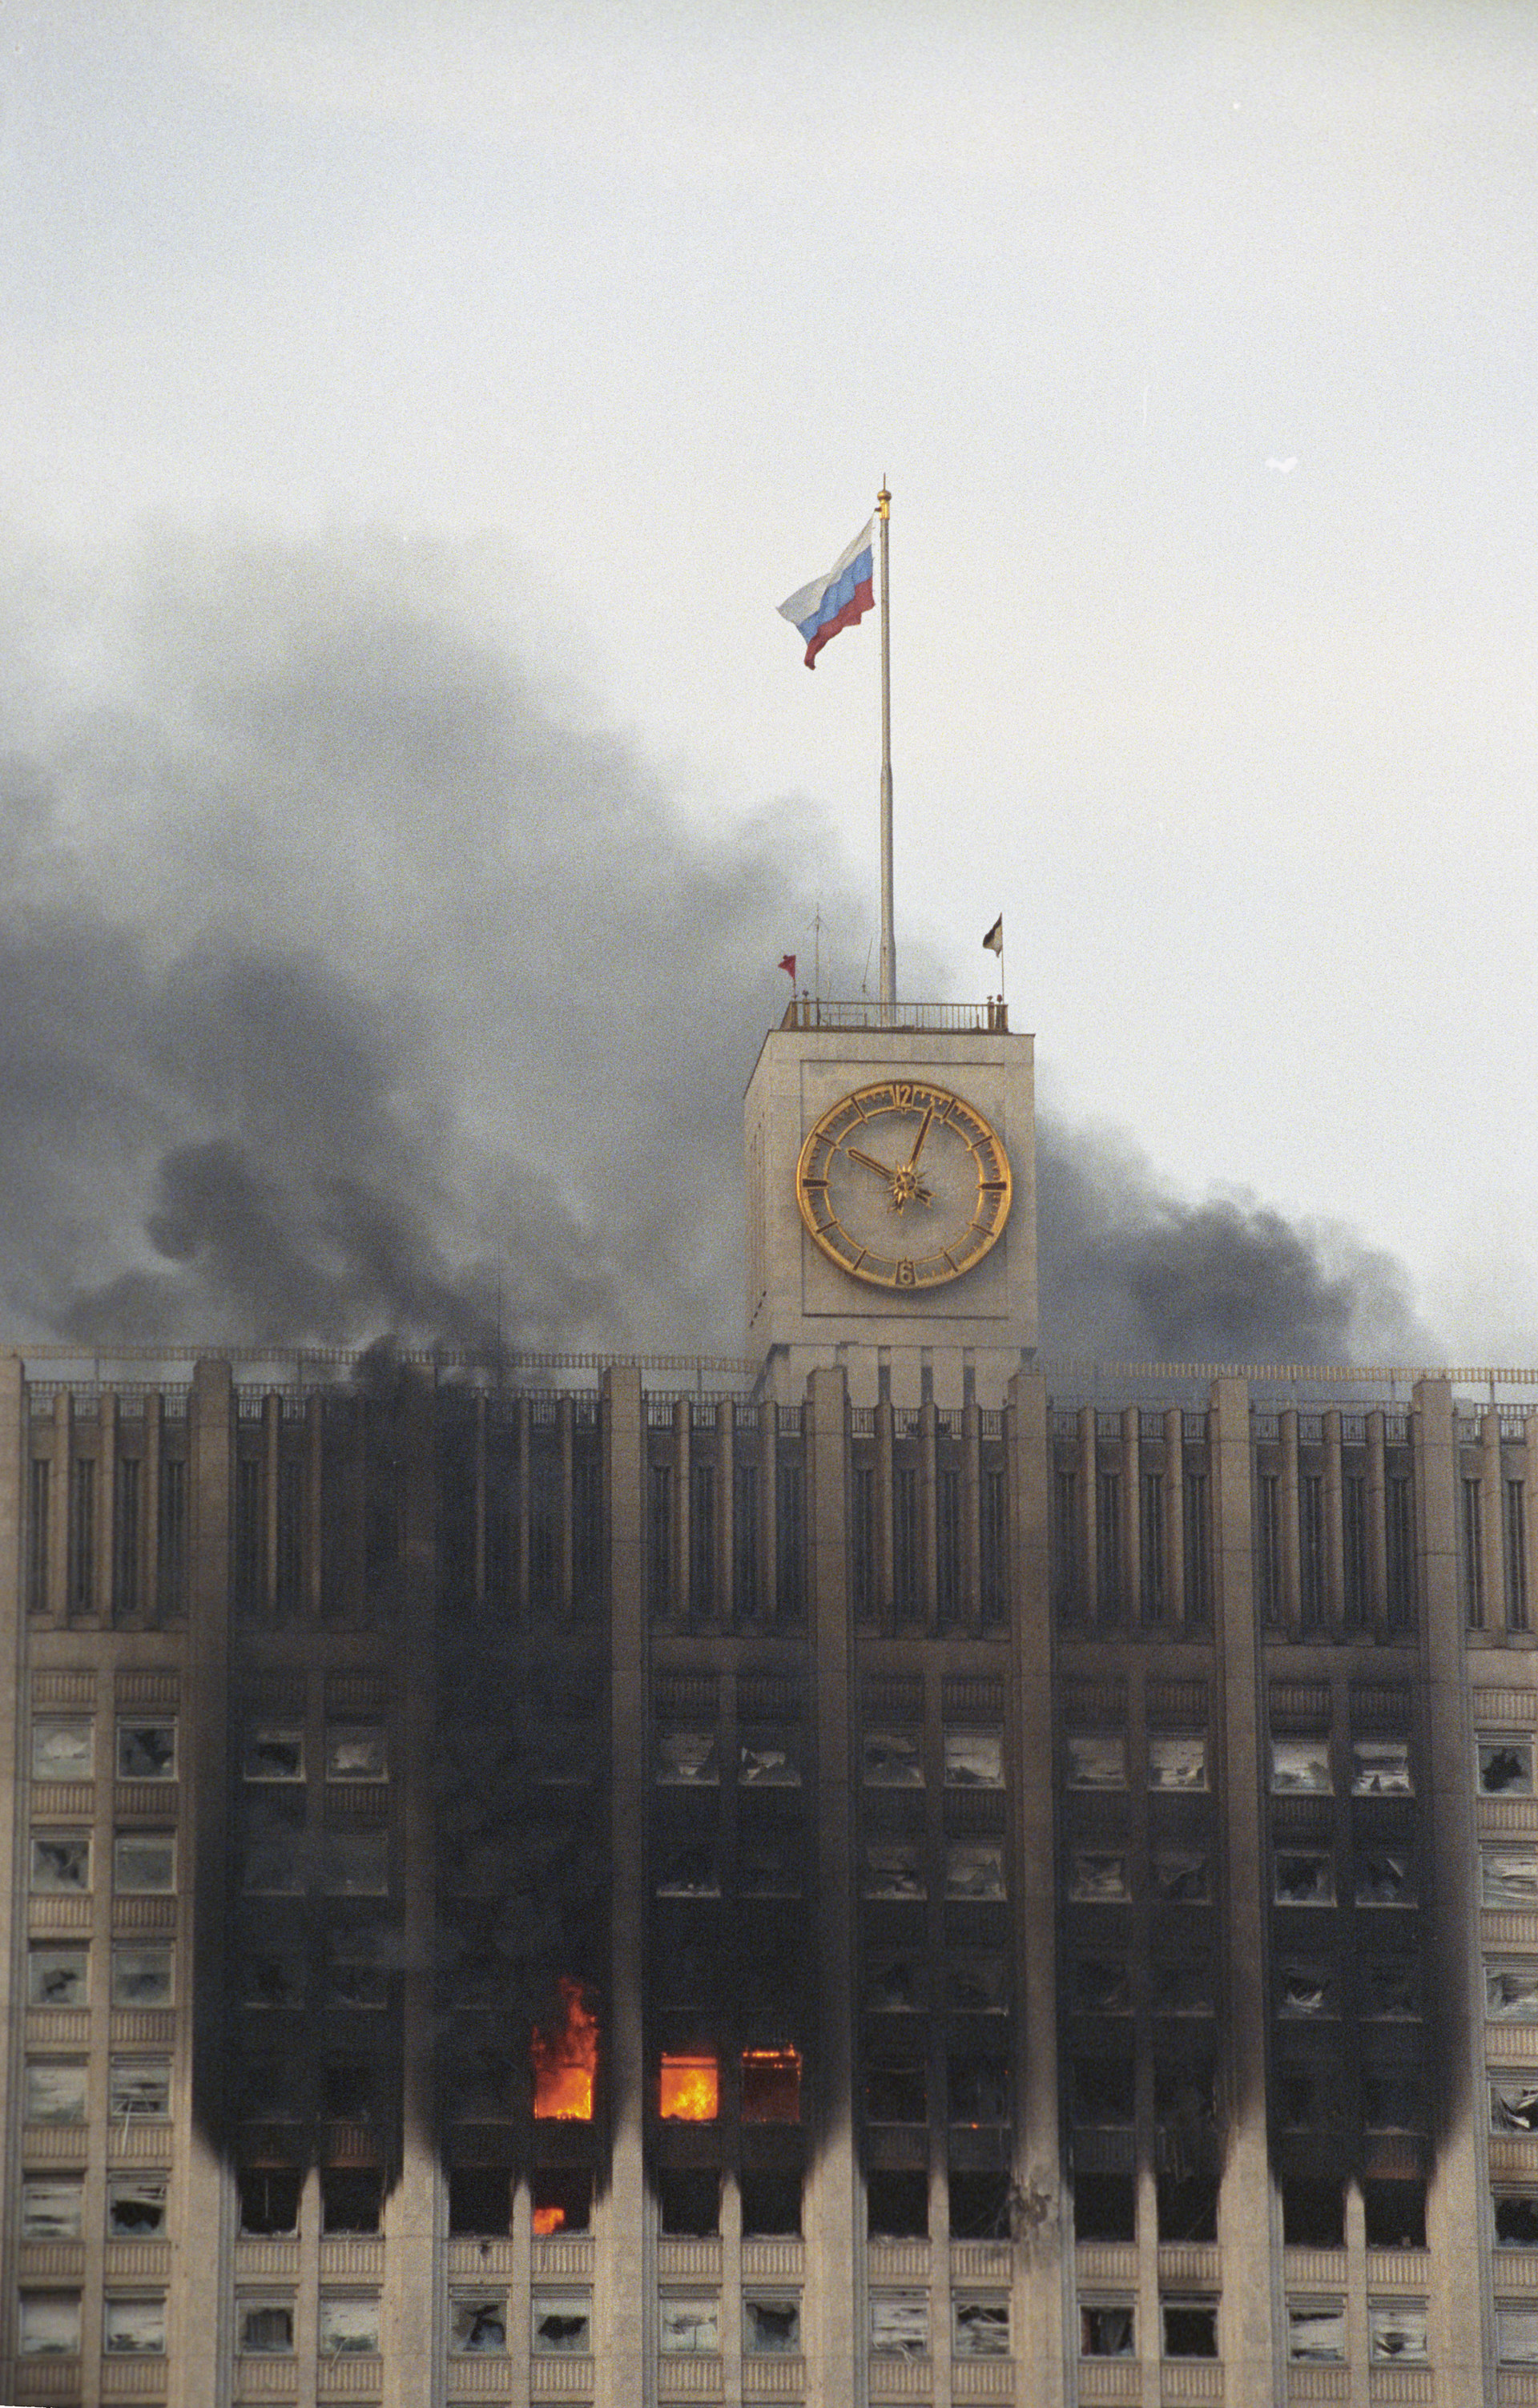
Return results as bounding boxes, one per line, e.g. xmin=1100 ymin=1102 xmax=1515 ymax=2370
xmin=778 ymin=520 xmax=875 ymax=669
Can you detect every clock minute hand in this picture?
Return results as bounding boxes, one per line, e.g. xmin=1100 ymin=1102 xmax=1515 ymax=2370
xmin=904 ymin=1104 xmax=934 ymax=1169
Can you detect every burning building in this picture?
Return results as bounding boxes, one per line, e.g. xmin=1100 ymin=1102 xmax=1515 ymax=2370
xmin=0 ymin=994 xmax=1532 ymax=2404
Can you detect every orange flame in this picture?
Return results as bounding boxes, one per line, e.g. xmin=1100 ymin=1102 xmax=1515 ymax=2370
xmin=659 ymin=2052 xmax=719 ymax=2120
xmin=532 ymin=2205 xmax=566 ymax=2237
xmin=741 ymin=2044 xmax=802 ymax=2122
xmin=530 ymin=1978 xmax=598 ymax=2121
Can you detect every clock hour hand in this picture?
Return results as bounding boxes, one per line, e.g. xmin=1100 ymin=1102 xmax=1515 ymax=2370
xmin=848 ymin=1144 xmax=899 ymax=1182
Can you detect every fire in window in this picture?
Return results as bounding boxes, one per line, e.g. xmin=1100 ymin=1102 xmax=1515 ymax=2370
xmin=659 ymin=2051 xmax=719 ymax=2120
xmin=741 ymin=2046 xmax=800 ymax=2122
xmin=530 ymin=1979 xmax=598 ymax=2120
xmin=532 ymin=2168 xmax=592 ymax=2237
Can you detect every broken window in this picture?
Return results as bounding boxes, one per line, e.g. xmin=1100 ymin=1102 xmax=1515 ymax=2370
xmin=448 ymin=2169 xmax=511 ymax=2237
xmin=117 ymin=1721 xmax=175 ymax=1781
xmin=244 ymin=1725 xmax=304 ymax=1782
xmin=871 ymin=2293 xmax=929 ymax=2359
xmin=238 ymin=2299 xmax=295 ymax=2354
xmin=1489 ymin=1965 xmax=1538 ymax=2021
xmin=1274 ymin=1850 xmax=1334 ymax=1907
xmin=947 ymin=1842 xmax=1006 ymax=1899
xmin=322 ymin=1831 xmax=389 ymax=1896
xmin=1492 ymin=2079 xmax=1538 ymax=2134
xmin=742 ymin=2172 xmax=800 ymax=2237
xmin=744 ymin=2293 xmax=801 ymax=2354
xmin=449 ymin=2293 xmax=508 ymax=2355
xmin=1352 ymin=1738 xmax=1411 ymax=1795
xmin=1363 ymin=1958 xmax=1420 ymax=2019
xmin=22 ymin=2179 xmax=83 ymax=2239
xmin=18 ymin=2292 xmax=82 ymax=2355
xmin=1365 ymin=2180 xmax=1424 ymax=2247
xmin=29 ymin=1946 xmax=88 ymax=2007
xmin=114 ymin=1831 xmax=175 ymax=1892
xmin=1271 ymin=1738 xmax=1331 ymax=1794
xmin=1287 ymin=2302 xmax=1346 ymax=2362
xmin=1069 ymin=1850 xmax=1129 ymax=1903
xmin=325 ymin=1935 xmax=387 ymax=2010
xmin=658 ymin=2052 xmax=719 ymax=2120
xmin=1368 ymin=2302 xmax=1428 ymax=2362
xmin=1149 ymin=1736 xmax=1206 ymax=1791
xmin=1278 ymin=2064 xmax=1338 ymax=2129
xmin=948 ymin=2055 xmax=1009 ymax=2124
xmin=238 ymin=2168 xmax=301 ymax=2236
xmin=864 ymin=1729 xmax=924 ymax=1785
xmin=739 ymin=1834 xmax=801 ymax=1895
xmin=657 ymin=1729 xmax=719 ymax=1784
xmin=30 ymin=1833 xmax=90 ymax=1893
xmin=1066 ymin=1734 xmax=1126 ymax=1789
xmin=326 ymin=1724 xmax=387 ymax=1782
xmin=111 ymin=2059 xmax=171 ymax=2118
xmin=1488 ymin=1847 xmax=1538 ymax=1913
xmin=107 ymin=2176 xmax=167 ymax=2237
xmin=531 ymin=2291 xmax=592 ymax=2354
xmin=660 ymin=2297 xmax=720 ymax=2355
xmin=866 ymin=1958 xmax=922 ymax=2013
xmin=864 ymin=1843 xmax=924 ymax=1899
xmin=1154 ymin=1961 xmax=1214 ymax=2016
xmin=32 ymin=1717 xmax=93 ymax=1781
xmin=1278 ymin=1963 xmax=1335 ymax=2018
xmin=1498 ymin=2194 xmax=1538 ymax=2248
xmin=1363 ymin=2066 xmax=1424 ymax=2130
xmin=103 ymin=2296 xmax=166 ymax=2354
xmin=1500 ymin=2308 xmax=1538 ymax=2364
xmin=741 ymin=2046 xmax=801 ymax=2121
xmin=739 ymin=1742 xmax=799 ymax=1786
xmin=864 ymin=2060 xmax=926 ymax=2122
xmin=1152 ymin=1845 xmax=1209 ymax=1903
xmin=25 ymin=2060 xmax=86 ymax=2123
xmin=948 ymin=1955 xmax=1007 ymax=2012
xmin=1158 ymin=2170 xmax=1218 ymax=2242
xmin=1162 ymin=2301 xmax=1219 ymax=2359
xmin=1074 ymin=2174 xmax=1135 ymax=2243
xmin=1080 ymin=2303 xmax=1134 ymax=2358
xmin=1072 ymin=2055 xmax=1134 ymax=2124
xmin=532 ymin=2167 xmax=591 ymax=2236
xmin=1282 ymin=2180 xmax=1343 ymax=2247
xmin=954 ymin=2296 xmax=1010 ymax=2358
xmin=320 ymin=2169 xmax=382 ymax=2234
xmin=868 ymin=2171 xmax=928 ymax=2237
xmin=1356 ymin=1850 xmax=1415 ymax=1906
xmin=241 ymin=1802 xmax=304 ymax=1895
xmin=112 ymin=1944 xmax=172 ymax=2007
xmin=655 ymin=1842 xmax=719 ymax=1897
xmin=952 ymin=2170 xmax=1013 ymax=2240
xmin=944 ymin=1729 xmax=1004 ymax=1786
xmin=657 ymin=2168 xmax=719 ymax=2235
xmin=1076 ymin=1957 xmax=1130 ymax=2014
xmin=318 ymin=2294 xmax=380 ymax=2357
xmin=1480 ymin=1738 xmax=1534 ymax=1794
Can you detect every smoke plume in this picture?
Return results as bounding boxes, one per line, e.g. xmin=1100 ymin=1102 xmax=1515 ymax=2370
xmin=0 ymin=530 xmax=1427 ymax=1366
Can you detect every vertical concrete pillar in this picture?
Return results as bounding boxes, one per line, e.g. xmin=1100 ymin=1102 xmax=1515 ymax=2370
xmin=1367 ymin=1409 xmax=1388 ymax=1635
xmin=804 ymin=1366 xmax=860 ymax=2406
xmin=1077 ymin=1407 xmax=1097 ymax=1628
xmin=1121 ymin=1408 xmax=1140 ymax=1625
xmin=178 ymin=1358 xmax=234 ymax=2408
xmin=961 ymin=1400 xmax=982 ymax=1637
xmin=473 ymin=1391 xmax=487 ymax=1613
xmin=1524 ymin=1411 xmax=1538 ymax=1633
xmin=0 ymin=1355 xmax=26 ymax=2373
xmin=919 ymin=1399 xmax=939 ymax=1634
xmin=1323 ymin=1407 xmax=1345 ymax=1632
xmin=1007 ymin=1372 xmax=1065 ymax=2400
xmin=603 ymin=1366 xmax=647 ymax=2408
xmin=1413 ymin=1377 xmax=1489 ymax=2394
xmin=47 ymin=1388 xmax=69 ymax=1622
xmin=673 ymin=1398 xmax=691 ymax=1629
xmin=1279 ymin=1408 xmax=1301 ymax=1639
xmin=558 ymin=1395 xmax=575 ymax=1625
xmin=262 ymin=1393 xmax=281 ymax=1620
xmin=515 ymin=1395 xmax=531 ymax=1626
xmin=1207 ymin=1376 xmax=1276 ymax=2407
xmin=1163 ymin=1407 xmax=1186 ymax=1630
xmin=96 ymin=1391 xmax=116 ymax=1623
xmin=718 ymin=1399 xmax=735 ymax=1629
xmin=875 ymin=1399 xmax=895 ymax=1634
xmin=1480 ymin=1408 xmax=1505 ymax=1636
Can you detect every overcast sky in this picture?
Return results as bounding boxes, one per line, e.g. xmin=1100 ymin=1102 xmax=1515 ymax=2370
xmin=2 ymin=1 xmax=1536 ymax=1364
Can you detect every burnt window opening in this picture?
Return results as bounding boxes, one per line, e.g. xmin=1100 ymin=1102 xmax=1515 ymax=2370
xmin=1464 ymin=1476 xmax=1484 ymax=1628
xmin=275 ymin=1459 xmax=303 ymax=1617
xmin=740 ymin=2171 xmax=801 ymax=2237
xmin=159 ymin=1455 xmax=187 ymax=1617
xmin=647 ymin=1463 xmax=671 ymax=1615
xmin=1343 ymin=1474 xmax=1368 ymax=1626
xmin=1299 ymin=1475 xmax=1324 ymax=1631
xmin=1386 ymin=1472 xmax=1414 ymax=1626
xmin=775 ymin=1458 xmax=806 ymax=1624
xmin=1073 ymin=2172 xmax=1135 ymax=2243
xmin=1282 ymin=2179 xmax=1343 ymax=2247
xmin=1081 ymin=2303 xmax=1135 ymax=2358
xmin=1141 ymin=1469 xmax=1165 ymax=1622
xmin=26 ymin=1459 xmax=48 ymax=1614
xmin=868 ymin=2170 xmax=928 ymax=2238
xmin=1183 ymin=1470 xmax=1211 ymax=1623
xmin=1496 ymin=2193 xmax=1538 ymax=2248
xmin=865 ymin=2060 xmax=927 ymax=2124
xmin=1257 ymin=1473 xmax=1282 ymax=1626
xmin=1072 ymin=2056 xmax=1134 ymax=2126
xmin=235 ymin=1458 xmax=262 ymax=1616
xmin=572 ymin=1453 xmax=602 ymax=1617
xmin=238 ymin=2167 xmax=301 ymax=2236
xmin=1053 ymin=1465 xmax=1079 ymax=1621
xmin=115 ymin=1458 xmax=142 ymax=1621
xmin=949 ymin=2172 xmax=1011 ymax=2241
xmin=733 ymin=1459 xmax=759 ymax=1617
xmin=657 ymin=2168 xmax=719 ymax=2237
xmin=1365 ymin=2179 xmax=1426 ymax=2248
xmin=320 ymin=2168 xmax=381 ymax=2234
xmin=892 ymin=1465 xmax=918 ymax=1622
xmin=948 ymin=2055 xmax=1009 ymax=2126
xmin=851 ymin=1463 xmax=876 ymax=1622
xmin=448 ymin=2168 xmax=512 ymax=2237
xmin=485 ymin=1441 xmax=514 ymax=1608
xmin=1157 ymin=2170 xmax=1218 ymax=2242
xmin=529 ymin=1435 xmax=560 ymax=1609
xmin=980 ymin=1464 xmax=1006 ymax=1627
xmin=69 ymin=1459 xmax=95 ymax=1617
xmin=1096 ymin=1470 xmax=1121 ymax=1623
xmin=1508 ymin=1480 xmax=1531 ymax=1633
xmin=437 ymin=1429 xmax=475 ymax=1615
xmin=1163 ymin=2301 xmax=1219 ymax=2360
xmin=532 ymin=2168 xmax=591 ymax=2236
xmin=690 ymin=1462 xmax=715 ymax=1619
xmin=322 ymin=2059 xmax=374 ymax=2122
xmin=936 ymin=1464 xmax=961 ymax=1625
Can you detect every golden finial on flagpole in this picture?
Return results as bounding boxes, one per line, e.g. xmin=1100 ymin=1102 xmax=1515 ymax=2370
xmin=877 ymin=477 xmax=890 ymax=519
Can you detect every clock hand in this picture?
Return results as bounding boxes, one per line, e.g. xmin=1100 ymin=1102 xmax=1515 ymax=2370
xmin=847 ymin=1145 xmax=899 ymax=1181
xmin=904 ymin=1104 xmax=934 ymax=1169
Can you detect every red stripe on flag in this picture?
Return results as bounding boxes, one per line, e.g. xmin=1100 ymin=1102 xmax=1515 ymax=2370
xmin=803 ymin=574 xmax=875 ymax=669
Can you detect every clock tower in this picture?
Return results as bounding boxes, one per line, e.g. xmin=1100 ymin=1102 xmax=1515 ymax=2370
xmin=743 ymin=997 xmax=1038 ymax=1407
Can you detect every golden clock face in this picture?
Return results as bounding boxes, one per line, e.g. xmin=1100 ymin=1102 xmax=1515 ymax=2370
xmin=795 ymin=1078 xmax=1012 ymax=1291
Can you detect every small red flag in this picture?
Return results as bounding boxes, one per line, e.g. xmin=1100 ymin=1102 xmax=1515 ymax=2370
xmin=779 ymin=954 xmax=796 ymax=983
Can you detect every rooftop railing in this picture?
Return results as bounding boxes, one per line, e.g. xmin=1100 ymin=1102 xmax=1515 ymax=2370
xmin=779 ymin=997 xmax=1010 ymax=1033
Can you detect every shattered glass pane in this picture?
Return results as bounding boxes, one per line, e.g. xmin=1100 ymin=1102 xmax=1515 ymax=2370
xmin=29 ymin=1947 xmax=88 ymax=2007
xmin=32 ymin=1717 xmax=93 ymax=1780
xmin=532 ymin=2293 xmax=591 ymax=2354
xmin=657 ymin=1730 xmax=719 ymax=1784
xmin=1488 ymin=1965 xmax=1538 ymax=2023
xmin=1287 ymin=2304 xmax=1346 ymax=2362
xmin=1274 ymin=1851 xmax=1334 ymax=1907
xmin=743 ymin=2293 xmax=800 ymax=2354
xmin=659 ymin=2297 xmax=719 ymax=2354
xmin=954 ymin=2297 xmax=1010 ymax=2357
xmin=30 ymin=1834 xmax=90 ymax=1892
xmin=449 ymin=2293 xmax=507 ymax=2355
xmin=864 ymin=1730 xmax=924 ymax=1786
xmin=1492 ymin=2080 xmax=1538 ymax=2134
xmin=1153 ymin=1846 xmax=1209 ymax=1903
xmin=871 ymin=2293 xmax=928 ymax=2358
xmin=26 ymin=2060 xmax=87 ymax=2121
xmin=1066 ymin=1734 xmax=1125 ymax=1789
xmin=947 ymin=1843 xmax=1005 ymax=1900
xmin=117 ymin=1721 xmax=175 ymax=1780
xmin=1355 ymin=1852 xmax=1415 ymax=1906
xmin=864 ymin=1844 xmax=924 ymax=1899
xmin=1352 ymin=1738 xmax=1411 ymax=1795
xmin=944 ymin=1729 xmax=1003 ymax=1786
xmin=244 ymin=1726 xmax=304 ymax=1782
xmin=1480 ymin=1739 xmax=1533 ymax=1795
xmin=1485 ymin=1847 xmax=1538 ymax=1908
xmin=1271 ymin=1738 xmax=1331 ymax=1794
xmin=1070 ymin=1850 xmax=1129 ymax=1904
xmin=1148 ymin=1736 xmax=1206 ymax=1790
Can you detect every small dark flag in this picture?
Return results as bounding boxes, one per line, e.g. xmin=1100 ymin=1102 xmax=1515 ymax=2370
xmin=982 ymin=915 xmax=1004 ymax=956
xmin=779 ymin=954 xmax=797 ymax=983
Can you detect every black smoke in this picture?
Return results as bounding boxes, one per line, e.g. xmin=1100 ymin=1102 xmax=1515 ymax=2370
xmin=0 ymin=530 xmax=1427 ymax=1365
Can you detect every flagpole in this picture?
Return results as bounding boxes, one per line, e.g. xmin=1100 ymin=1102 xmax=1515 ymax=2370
xmin=877 ymin=480 xmax=895 ymax=1013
